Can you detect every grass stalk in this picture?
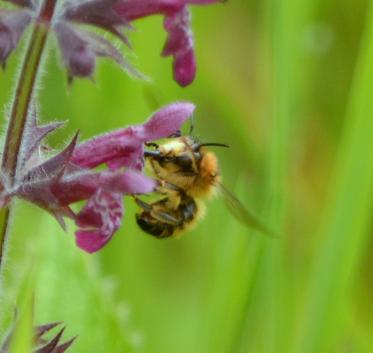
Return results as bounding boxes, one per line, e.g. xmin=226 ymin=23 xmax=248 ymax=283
xmin=294 ymin=3 xmax=373 ymax=353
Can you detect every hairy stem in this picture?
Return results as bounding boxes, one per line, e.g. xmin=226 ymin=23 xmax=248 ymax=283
xmin=0 ymin=0 xmax=57 ymax=273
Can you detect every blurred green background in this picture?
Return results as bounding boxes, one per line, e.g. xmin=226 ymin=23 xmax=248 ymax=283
xmin=1 ymin=0 xmax=373 ymax=352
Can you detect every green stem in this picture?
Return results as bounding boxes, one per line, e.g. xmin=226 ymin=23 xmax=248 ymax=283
xmin=0 ymin=0 xmax=57 ymax=273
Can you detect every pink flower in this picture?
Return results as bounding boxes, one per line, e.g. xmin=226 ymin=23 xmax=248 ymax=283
xmin=0 ymin=103 xmax=195 ymax=253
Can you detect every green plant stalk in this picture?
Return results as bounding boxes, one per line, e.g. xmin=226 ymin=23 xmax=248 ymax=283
xmin=294 ymin=3 xmax=373 ymax=353
xmin=230 ymin=1 xmax=306 ymax=352
xmin=0 ymin=0 xmax=57 ymax=273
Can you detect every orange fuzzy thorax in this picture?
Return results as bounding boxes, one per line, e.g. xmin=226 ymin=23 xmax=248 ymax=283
xmin=190 ymin=149 xmax=221 ymax=198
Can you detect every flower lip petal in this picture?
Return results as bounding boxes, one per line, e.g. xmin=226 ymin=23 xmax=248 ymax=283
xmin=75 ymin=229 xmax=111 ymax=253
xmin=173 ymin=49 xmax=196 ymax=86
xmin=75 ymin=189 xmax=123 ymax=253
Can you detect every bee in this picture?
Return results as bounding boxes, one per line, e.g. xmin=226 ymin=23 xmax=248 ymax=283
xmin=134 ymin=136 xmax=273 ymax=239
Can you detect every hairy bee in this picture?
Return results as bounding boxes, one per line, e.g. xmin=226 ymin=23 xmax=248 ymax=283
xmin=135 ymin=136 xmax=271 ymax=238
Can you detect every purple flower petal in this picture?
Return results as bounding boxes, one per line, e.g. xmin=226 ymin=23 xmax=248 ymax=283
xmin=71 ymin=126 xmax=144 ymax=169
xmin=52 ymin=170 xmax=156 ymax=205
xmin=75 ymin=189 xmax=123 ymax=253
xmin=141 ymin=102 xmax=195 ymax=141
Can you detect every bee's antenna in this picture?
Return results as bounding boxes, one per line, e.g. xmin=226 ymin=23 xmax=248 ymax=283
xmin=194 ymin=143 xmax=230 ymax=150
xmin=189 ymin=113 xmax=195 ymax=135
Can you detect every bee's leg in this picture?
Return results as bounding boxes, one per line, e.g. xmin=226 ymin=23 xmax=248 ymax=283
xmin=145 ymin=142 xmax=159 ymax=149
xmin=189 ymin=113 xmax=195 ymax=135
xmin=155 ymin=182 xmax=184 ymax=209
xmin=134 ymin=197 xmax=181 ymax=226
xmin=133 ymin=196 xmax=153 ymax=212
xmin=152 ymin=210 xmax=181 ymax=225
xmin=156 ymin=180 xmax=184 ymax=194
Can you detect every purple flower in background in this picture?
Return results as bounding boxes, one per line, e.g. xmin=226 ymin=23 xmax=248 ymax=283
xmin=0 ymin=0 xmax=222 ymax=85
xmin=64 ymin=0 xmax=222 ymax=85
xmin=0 ymin=9 xmax=32 ymax=67
xmin=0 ymin=103 xmax=194 ymax=253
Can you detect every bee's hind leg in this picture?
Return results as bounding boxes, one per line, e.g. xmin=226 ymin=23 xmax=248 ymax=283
xmin=133 ymin=196 xmax=181 ymax=226
xmin=133 ymin=196 xmax=153 ymax=212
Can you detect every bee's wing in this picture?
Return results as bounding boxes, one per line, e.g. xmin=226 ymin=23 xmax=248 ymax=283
xmin=218 ymin=184 xmax=277 ymax=237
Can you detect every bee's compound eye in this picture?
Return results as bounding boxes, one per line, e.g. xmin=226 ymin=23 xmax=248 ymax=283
xmin=175 ymin=154 xmax=193 ymax=168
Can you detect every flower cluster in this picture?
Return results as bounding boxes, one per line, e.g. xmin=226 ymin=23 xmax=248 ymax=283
xmin=0 ymin=103 xmax=194 ymax=253
xmin=0 ymin=322 xmax=75 ymax=353
xmin=0 ymin=0 xmax=221 ymax=85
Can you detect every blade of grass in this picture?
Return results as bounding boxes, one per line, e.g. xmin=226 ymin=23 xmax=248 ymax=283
xmin=294 ymin=3 xmax=373 ymax=353
xmin=234 ymin=1 xmax=307 ymax=352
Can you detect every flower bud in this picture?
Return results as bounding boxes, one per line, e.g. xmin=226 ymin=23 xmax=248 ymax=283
xmin=54 ymin=20 xmax=135 ymax=80
xmin=0 ymin=10 xmax=32 ymax=66
xmin=68 ymin=45 xmax=95 ymax=78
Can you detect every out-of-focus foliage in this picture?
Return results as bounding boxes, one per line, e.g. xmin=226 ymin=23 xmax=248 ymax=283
xmin=1 ymin=0 xmax=373 ymax=352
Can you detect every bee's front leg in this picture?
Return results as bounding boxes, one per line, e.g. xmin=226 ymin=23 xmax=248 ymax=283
xmin=145 ymin=142 xmax=159 ymax=149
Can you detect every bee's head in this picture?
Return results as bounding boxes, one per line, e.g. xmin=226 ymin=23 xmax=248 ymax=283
xmin=144 ymin=137 xmax=228 ymax=196
xmin=144 ymin=138 xmax=228 ymax=170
